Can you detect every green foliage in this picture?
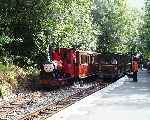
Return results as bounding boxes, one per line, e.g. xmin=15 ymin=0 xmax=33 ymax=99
xmin=0 ymin=0 xmax=145 ymax=66
xmin=0 ymin=63 xmax=9 ymax=71
xmin=93 ymin=0 xmax=126 ymax=53
xmin=0 ymin=82 xmax=12 ymax=97
xmin=118 ymin=8 xmax=144 ymax=54
xmin=0 ymin=0 xmax=97 ymax=66
xmin=93 ymin=0 xmax=143 ymax=54
xmin=0 ymin=63 xmax=23 ymax=96
xmin=0 ymin=35 xmax=15 ymax=64
xmin=0 ymin=63 xmax=38 ymax=88
xmin=0 ymin=64 xmax=18 ymax=87
xmin=35 ymin=0 xmax=96 ymax=51
xmin=0 ymin=35 xmax=13 ymax=45
xmin=142 ymin=0 xmax=150 ymax=59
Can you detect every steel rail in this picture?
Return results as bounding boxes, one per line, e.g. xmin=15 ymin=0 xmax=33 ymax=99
xmin=19 ymin=81 xmax=110 ymax=120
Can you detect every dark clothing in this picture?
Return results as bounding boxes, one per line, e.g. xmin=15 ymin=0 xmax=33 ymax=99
xmin=133 ymin=71 xmax=137 ymax=82
xmin=132 ymin=61 xmax=139 ymax=82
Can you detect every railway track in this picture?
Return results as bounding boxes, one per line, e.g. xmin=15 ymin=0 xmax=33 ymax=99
xmin=0 ymin=80 xmax=112 ymax=120
xmin=19 ymin=80 xmax=110 ymax=120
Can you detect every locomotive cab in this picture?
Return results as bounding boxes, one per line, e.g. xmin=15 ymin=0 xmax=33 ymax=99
xmin=39 ymin=48 xmax=76 ymax=87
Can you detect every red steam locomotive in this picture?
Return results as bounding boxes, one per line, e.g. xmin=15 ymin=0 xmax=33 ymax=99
xmin=39 ymin=48 xmax=131 ymax=87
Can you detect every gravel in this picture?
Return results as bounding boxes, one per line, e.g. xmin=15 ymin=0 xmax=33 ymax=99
xmin=0 ymin=80 xmax=100 ymax=120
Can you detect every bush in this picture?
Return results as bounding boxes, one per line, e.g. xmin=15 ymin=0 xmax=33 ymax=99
xmin=0 ymin=63 xmax=39 ymax=97
xmin=0 ymin=81 xmax=12 ymax=97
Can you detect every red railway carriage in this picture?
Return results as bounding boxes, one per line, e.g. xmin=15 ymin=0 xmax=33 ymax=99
xmin=76 ymin=50 xmax=99 ymax=79
xmin=39 ymin=48 xmax=98 ymax=87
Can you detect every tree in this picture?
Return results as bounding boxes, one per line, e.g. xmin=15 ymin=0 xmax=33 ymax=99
xmin=92 ymin=0 xmax=143 ymax=54
xmin=0 ymin=0 xmax=97 ymax=66
xmin=142 ymin=0 xmax=150 ymax=59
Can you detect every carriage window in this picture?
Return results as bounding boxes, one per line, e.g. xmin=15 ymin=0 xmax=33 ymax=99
xmin=91 ymin=56 xmax=94 ymax=64
xmin=95 ymin=56 xmax=99 ymax=64
xmin=88 ymin=55 xmax=90 ymax=64
xmin=80 ymin=55 xmax=87 ymax=64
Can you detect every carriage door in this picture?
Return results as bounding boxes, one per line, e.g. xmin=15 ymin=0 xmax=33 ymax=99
xmin=79 ymin=53 xmax=88 ymax=78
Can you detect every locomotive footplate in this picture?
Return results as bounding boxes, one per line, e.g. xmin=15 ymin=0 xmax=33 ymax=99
xmin=39 ymin=77 xmax=74 ymax=87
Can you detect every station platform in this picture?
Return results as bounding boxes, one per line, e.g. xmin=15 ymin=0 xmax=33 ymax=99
xmin=48 ymin=70 xmax=150 ymax=120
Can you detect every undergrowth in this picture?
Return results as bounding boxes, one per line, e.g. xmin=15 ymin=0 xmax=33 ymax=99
xmin=0 ymin=63 xmax=39 ymax=97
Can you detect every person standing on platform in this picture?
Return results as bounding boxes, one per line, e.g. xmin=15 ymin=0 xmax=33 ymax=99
xmin=132 ymin=61 xmax=139 ymax=82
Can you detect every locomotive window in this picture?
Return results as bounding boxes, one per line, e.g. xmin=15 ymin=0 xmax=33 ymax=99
xmin=63 ymin=51 xmax=71 ymax=64
xmin=63 ymin=52 xmax=68 ymax=60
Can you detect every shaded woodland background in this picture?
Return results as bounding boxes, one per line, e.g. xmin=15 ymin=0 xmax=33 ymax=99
xmin=0 ymin=0 xmax=149 ymax=67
